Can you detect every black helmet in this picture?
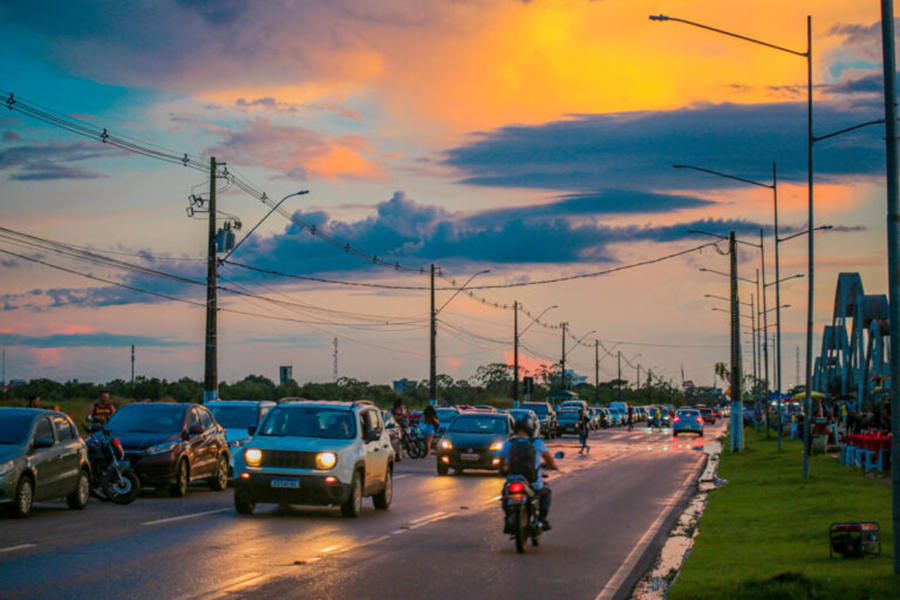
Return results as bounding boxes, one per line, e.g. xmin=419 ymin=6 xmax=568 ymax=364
xmin=513 ymin=412 xmax=538 ymax=437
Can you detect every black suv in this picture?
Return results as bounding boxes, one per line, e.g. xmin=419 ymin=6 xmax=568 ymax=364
xmin=105 ymin=403 xmax=229 ymax=497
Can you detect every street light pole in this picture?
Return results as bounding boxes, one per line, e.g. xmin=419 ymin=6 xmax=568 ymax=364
xmin=879 ymin=0 xmax=900 ymax=574
xmin=561 ymin=322 xmax=567 ymax=391
xmin=513 ymin=301 xmax=520 ymax=406
xmin=773 ymin=162 xmax=785 ymax=450
xmin=760 ymin=231 xmax=771 ymax=437
xmin=203 ymin=156 xmax=218 ymax=404
xmin=730 ymin=232 xmax=744 ymax=451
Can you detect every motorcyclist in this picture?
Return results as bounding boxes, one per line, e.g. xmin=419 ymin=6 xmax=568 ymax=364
xmin=499 ymin=414 xmax=559 ymax=530
xmin=87 ymin=391 xmax=116 ymax=425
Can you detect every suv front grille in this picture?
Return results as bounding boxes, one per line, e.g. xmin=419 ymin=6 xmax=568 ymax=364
xmin=259 ymin=450 xmax=318 ymax=469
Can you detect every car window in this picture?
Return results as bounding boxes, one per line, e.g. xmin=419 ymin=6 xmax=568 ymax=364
xmin=199 ymin=408 xmax=214 ymax=430
xmin=259 ymin=407 xmax=356 ymax=439
xmin=108 ymin=404 xmax=188 ymax=434
xmin=33 ymin=417 xmax=54 ymax=443
xmin=209 ymin=405 xmax=259 ymax=429
xmin=0 ymin=414 xmax=34 ymax=445
xmin=53 ymin=416 xmax=75 ymax=441
xmin=449 ymin=416 xmax=509 ymax=434
xmin=362 ymin=410 xmax=382 ymax=434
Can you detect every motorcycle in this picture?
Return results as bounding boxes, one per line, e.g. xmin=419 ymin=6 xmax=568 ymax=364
xmin=86 ymin=423 xmax=141 ymax=504
xmin=398 ymin=418 xmax=427 ymax=459
xmin=501 ymin=452 xmax=563 ymax=553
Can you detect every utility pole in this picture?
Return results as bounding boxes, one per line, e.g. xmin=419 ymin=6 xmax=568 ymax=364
xmin=878 ymin=0 xmax=900 ymax=573
xmin=750 ymin=292 xmax=757 ymax=424
xmin=430 ymin=264 xmax=437 ymax=405
xmin=637 ymin=364 xmax=641 ymax=402
xmin=561 ymin=322 xmax=567 ymax=390
xmin=646 ymin=369 xmax=652 ymax=405
xmin=2 ymin=348 xmax=5 ymax=385
xmin=759 ymin=230 xmax=771 ymax=438
xmin=730 ymin=231 xmax=744 ymax=451
xmin=594 ymin=341 xmax=600 ymax=405
xmin=513 ymin=301 xmax=520 ymax=405
xmin=131 ymin=344 xmax=135 ymax=384
xmin=773 ymin=163 xmax=785 ymax=450
xmin=332 ymin=337 xmax=338 ymax=382
xmin=617 ymin=350 xmax=622 ymax=404
xmin=203 ymin=156 xmax=218 ymax=404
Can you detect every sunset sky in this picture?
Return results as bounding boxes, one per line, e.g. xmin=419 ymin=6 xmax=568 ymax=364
xmin=0 ymin=0 xmax=891 ymax=391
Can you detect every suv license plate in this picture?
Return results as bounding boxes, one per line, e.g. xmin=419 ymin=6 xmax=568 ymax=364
xmin=270 ymin=478 xmax=300 ymax=489
xmin=461 ymin=453 xmax=480 ymax=461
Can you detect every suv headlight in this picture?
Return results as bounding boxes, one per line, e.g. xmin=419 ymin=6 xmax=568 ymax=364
xmin=244 ymin=448 xmax=262 ymax=467
xmin=316 ymin=452 xmax=337 ymax=470
xmin=145 ymin=441 xmax=178 ymax=455
xmin=439 ymin=439 xmax=453 ymax=450
xmin=489 ymin=441 xmax=504 ymax=452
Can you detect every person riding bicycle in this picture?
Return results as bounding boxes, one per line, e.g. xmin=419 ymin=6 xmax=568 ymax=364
xmin=499 ymin=413 xmax=559 ymax=531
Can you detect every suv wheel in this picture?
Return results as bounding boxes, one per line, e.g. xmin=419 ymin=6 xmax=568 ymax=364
xmin=235 ymin=493 xmax=256 ymax=515
xmin=10 ymin=475 xmax=34 ymax=518
xmin=341 ymin=472 xmax=363 ymax=518
xmin=373 ymin=467 xmax=392 ymax=510
xmin=66 ymin=469 xmax=91 ymax=510
xmin=208 ymin=454 xmax=228 ymax=491
xmin=169 ymin=459 xmax=189 ymax=497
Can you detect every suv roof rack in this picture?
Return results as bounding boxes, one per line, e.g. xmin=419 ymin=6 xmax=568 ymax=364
xmin=351 ymin=400 xmax=375 ymax=408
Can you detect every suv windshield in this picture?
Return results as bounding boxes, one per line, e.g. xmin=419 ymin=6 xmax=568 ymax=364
xmin=521 ymin=404 xmax=548 ymax=416
xmin=109 ymin=404 xmax=188 ymax=433
xmin=435 ymin=409 xmax=458 ymax=421
xmin=449 ymin=416 xmax=509 ymax=435
xmin=0 ymin=414 xmax=34 ymax=445
xmin=259 ymin=407 xmax=356 ymax=439
xmin=209 ymin=405 xmax=259 ymax=429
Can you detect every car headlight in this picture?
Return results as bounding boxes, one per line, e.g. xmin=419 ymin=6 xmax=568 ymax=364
xmin=145 ymin=441 xmax=178 ymax=455
xmin=490 ymin=441 xmax=504 ymax=452
xmin=244 ymin=448 xmax=262 ymax=467
xmin=316 ymin=452 xmax=337 ymax=470
xmin=439 ymin=439 xmax=453 ymax=450
xmin=0 ymin=460 xmax=12 ymax=476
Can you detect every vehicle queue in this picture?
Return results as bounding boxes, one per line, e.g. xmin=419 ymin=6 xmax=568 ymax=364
xmin=0 ymin=396 xmax=718 ymax=519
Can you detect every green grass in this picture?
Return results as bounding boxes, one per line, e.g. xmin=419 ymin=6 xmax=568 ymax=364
xmin=1 ymin=396 xmax=131 ymax=432
xmin=669 ymin=430 xmax=897 ymax=600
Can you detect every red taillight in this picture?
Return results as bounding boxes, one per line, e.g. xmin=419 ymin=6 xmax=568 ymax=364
xmin=673 ymin=417 xmax=681 ymax=423
xmin=509 ymin=481 xmax=525 ymax=493
xmin=697 ymin=417 xmax=703 ymax=423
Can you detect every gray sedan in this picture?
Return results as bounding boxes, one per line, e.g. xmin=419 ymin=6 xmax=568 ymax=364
xmin=0 ymin=408 xmax=91 ymax=518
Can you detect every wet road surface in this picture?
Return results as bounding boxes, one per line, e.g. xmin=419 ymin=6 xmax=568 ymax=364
xmin=0 ymin=423 xmax=719 ymax=600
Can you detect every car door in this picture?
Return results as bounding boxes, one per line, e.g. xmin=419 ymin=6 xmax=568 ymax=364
xmin=360 ymin=410 xmax=384 ymax=491
xmin=52 ymin=415 xmax=82 ymax=495
xmin=198 ymin=407 xmax=220 ymax=476
xmin=30 ymin=416 xmax=62 ymax=501
xmin=183 ymin=408 xmax=207 ymax=479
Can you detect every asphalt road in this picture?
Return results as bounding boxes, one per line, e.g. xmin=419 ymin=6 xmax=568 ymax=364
xmin=0 ymin=422 xmax=719 ymax=600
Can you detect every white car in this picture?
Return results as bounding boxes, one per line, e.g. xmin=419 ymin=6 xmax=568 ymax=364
xmin=233 ymin=400 xmax=394 ymax=517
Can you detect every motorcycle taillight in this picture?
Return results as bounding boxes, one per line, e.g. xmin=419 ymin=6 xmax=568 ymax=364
xmin=112 ymin=438 xmax=125 ymax=460
xmin=508 ymin=481 xmax=525 ymax=494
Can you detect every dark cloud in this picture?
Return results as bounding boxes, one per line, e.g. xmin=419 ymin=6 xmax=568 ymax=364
xmin=444 ymin=102 xmax=884 ymax=192
xmin=3 ymin=131 xmax=22 ymax=141
xmin=466 ymin=189 xmax=714 ymax=227
xmin=826 ymin=73 xmax=883 ymax=96
xmin=0 ymin=331 xmax=189 ymax=348
xmin=0 ymin=140 xmax=118 ymax=180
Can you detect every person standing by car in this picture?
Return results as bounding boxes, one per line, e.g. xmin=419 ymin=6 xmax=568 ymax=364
xmin=627 ymin=405 xmax=634 ymax=432
xmin=88 ymin=391 xmax=116 ymax=425
xmin=577 ymin=408 xmax=591 ymax=455
xmin=28 ymin=395 xmax=41 ymax=408
xmin=422 ymin=405 xmax=439 ymax=457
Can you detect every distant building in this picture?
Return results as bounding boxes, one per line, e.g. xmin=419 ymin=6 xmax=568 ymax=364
xmin=392 ymin=378 xmax=416 ymax=394
xmin=279 ymin=366 xmax=293 ymax=386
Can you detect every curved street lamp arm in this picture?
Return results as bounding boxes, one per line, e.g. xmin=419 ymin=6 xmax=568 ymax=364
xmin=649 ymin=15 xmax=807 ymax=57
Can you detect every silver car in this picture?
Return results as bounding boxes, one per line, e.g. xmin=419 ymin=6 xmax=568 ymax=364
xmin=0 ymin=408 xmax=91 ymax=518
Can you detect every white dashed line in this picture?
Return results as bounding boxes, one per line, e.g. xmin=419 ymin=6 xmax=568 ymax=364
xmin=142 ymin=508 xmax=229 ymax=526
xmin=0 ymin=543 xmax=36 ymax=554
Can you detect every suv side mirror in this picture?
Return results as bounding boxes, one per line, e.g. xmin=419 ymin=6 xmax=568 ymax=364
xmin=364 ymin=429 xmax=380 ymax=443
xmin=34 ymin=437 xmax=54 ymax=449
xmin=248 ymin=426 xmax=257 ymax=436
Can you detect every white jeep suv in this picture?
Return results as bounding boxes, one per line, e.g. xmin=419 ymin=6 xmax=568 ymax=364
xmin=233 ymin=400 xmax=394 ymax=517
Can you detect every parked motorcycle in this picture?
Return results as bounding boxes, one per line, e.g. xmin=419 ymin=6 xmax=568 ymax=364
xmin=86 ymin=423 xmax=141 ymax=504
xmin=398 ymin=419 xmax=427 ymax=459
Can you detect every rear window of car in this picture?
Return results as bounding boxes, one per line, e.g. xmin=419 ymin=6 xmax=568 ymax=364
xmin=449 ymin=415 xmax=509 ymax=434
xmin=210 ymin=405 xmax=260 ymax=429
xmin=522 ymin=404 xmax=548 ymax=416
xmin=259 ymin=406 xmax=356 ymax=439
xmin=678 ymin=410 xmax=700 ymax=417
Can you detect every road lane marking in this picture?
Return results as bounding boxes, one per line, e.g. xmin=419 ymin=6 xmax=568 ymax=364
xmin=410 ymin=511 xmax=445 ymax=525
xmin=594 ymin=460 xmax=705 ymax=600
xmin=408 ymin=512 xmax=456 ymax=529
xmin=394 ymin=474 xmax=413 ymax=480
xmin=211 ymin=573 xmax=274 ymax=598
xmin=142 ymin=508 xmax=229 ymax=526
xmin=174 ymin=572 xmax=262 ymax=600
xmin=319 ymin=545 xmax=340 ymax=553
xmin=0 ymin=544 xmax=36 ymax=554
